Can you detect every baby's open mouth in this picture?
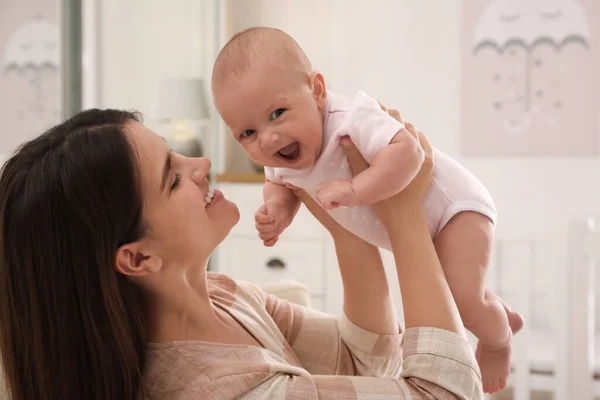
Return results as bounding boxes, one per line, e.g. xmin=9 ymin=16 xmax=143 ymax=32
xmin=276 ymin=142 xmax=301 ymax=161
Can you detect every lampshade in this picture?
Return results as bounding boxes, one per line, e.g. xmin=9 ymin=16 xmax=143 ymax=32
xmin=155 ymin=78 xmax=210 ymax=120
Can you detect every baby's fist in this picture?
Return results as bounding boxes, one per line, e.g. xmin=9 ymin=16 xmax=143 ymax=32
xmin=316 ymin=179 xmax=358 ymax=210
xmin=254 ymin=202 xmax=290 ymax=246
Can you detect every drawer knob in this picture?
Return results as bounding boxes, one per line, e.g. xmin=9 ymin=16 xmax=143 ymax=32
xmin=266 ymin=257 xmax=286 ymax=269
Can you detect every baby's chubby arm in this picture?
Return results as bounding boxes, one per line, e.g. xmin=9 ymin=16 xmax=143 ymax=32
xmin=316 ymin=128 xmax=424 ymax=209
xmin=255 ymin=180 xmax=301 ymax=246
xmin=352 ymin=127 xmax=424 ymax=206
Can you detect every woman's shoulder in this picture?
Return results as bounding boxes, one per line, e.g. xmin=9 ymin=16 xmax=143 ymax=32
xmin=206 ymin=272 xmax=267 ymax=306
xmin=143 ymin=340 xmax=275 ymax=399
xmin=206 ymin=271 xmax=235 ymax=286
xmin=206 ymin=271 xmax=253 ymax=292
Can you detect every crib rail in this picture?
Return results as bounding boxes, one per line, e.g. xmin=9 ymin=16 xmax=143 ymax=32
xmin=489 ymin=214 xmax=599 ymax=399
xmin=570 ymin=218 xmax=598 ymax=399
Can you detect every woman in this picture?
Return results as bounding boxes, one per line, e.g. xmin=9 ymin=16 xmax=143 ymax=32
xmin=0 ymin=108 xmax=482 ymax=399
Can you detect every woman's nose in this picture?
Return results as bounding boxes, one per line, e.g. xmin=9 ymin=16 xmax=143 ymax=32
xmin=191 ymin=157 xmax=211 ymax=184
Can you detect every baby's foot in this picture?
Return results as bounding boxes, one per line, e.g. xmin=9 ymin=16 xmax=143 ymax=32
xmin=476 ymin=337 xmax=511 ymax=394
xmin=506 ymin=309 xmax=524 ymax=335
xmin=475 ymin=309 xmax=524 ymax=393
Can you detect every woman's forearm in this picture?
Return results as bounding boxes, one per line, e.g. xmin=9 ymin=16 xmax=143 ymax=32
xmin=384 ymin=206 xmax=466 ymax=337
xmin=333 ymin=234 xmax=398 ymax=335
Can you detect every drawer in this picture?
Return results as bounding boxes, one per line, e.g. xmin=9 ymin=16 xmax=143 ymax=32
xmin=221 ymin=237 xmax=324 ymax=295
xmin=218 ymin=183 xmax=324 ymax=240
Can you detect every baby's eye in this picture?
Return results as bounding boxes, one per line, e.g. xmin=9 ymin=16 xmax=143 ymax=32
xmin=240 ymin=129 xmax=256 ymax=139
xmin=269 ymin=108 xmax=286 ymax=120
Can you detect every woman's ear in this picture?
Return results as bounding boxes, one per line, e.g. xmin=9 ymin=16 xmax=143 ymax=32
xmin=309 ymin=71 xmax=327 ymax=110
xmin=115 ymin=242 xmax=162 ymax=277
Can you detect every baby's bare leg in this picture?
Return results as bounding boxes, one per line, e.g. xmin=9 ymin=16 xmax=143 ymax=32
xmin=434 ymin=211 xmax=523 ymax=394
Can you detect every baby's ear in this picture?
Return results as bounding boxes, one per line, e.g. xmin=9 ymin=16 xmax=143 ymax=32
xmin=309 ymin=71 xmax=327 ymax=110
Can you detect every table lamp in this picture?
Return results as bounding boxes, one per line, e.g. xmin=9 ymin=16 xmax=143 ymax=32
xmin=155 ymin=78 xmax=210 ymax=157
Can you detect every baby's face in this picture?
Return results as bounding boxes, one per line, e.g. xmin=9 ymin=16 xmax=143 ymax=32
xmin=214 ymin=69 xmax=324 ymax=171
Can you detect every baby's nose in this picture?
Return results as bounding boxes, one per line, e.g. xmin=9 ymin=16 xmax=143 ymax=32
xmin=260 ymin=131 xmax=280 ymax=148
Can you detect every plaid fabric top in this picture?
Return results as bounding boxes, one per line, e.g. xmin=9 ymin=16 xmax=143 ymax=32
xmin=143 ymin=272 xmax=483 ymax=399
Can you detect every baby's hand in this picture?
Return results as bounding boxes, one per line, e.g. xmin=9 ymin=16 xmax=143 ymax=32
xmin=316 ymin=179 xmax=358 ymax=210
xmin=254 ymin=202 xmax=291 ymax=247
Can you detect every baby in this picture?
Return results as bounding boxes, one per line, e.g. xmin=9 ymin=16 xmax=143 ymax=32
xmin=212 ymin=27 xmax=523 ymax=393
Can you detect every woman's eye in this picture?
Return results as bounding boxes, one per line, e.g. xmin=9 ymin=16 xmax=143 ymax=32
xmin=270 ymin=108 xmax=286 ymax=120
xmin=170 ymin=172 xmax=181 ymax=190
xmin=240 ymin=129 xmax=256 ymax=139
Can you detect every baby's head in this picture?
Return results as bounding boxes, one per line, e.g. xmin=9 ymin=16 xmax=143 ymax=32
xmin=212 ymin=27 xmax=326 ymax=170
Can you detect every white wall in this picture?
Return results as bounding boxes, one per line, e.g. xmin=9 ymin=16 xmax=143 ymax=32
xmin=99 ymin=0 xmax=205 ymax=114
xmin=228 ymin=0 xmax=600 ymax=221
xmin=227 ymin=0 xmax=335 ymax=80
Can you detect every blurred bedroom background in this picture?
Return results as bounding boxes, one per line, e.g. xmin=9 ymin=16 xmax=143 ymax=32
xmin=1 ymin=1 xmax=599 ymax=398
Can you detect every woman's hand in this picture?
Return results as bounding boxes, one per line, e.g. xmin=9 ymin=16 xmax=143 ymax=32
xmin=369 ymin=111 xmax=434 ymax=229
xmin=327 ymin=105 xmax=433 ymax=227
xmin=293 ymin=107 xmax=432 ymax=240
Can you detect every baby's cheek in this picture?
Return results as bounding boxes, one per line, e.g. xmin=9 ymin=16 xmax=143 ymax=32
xmin=248 ymin=150 xmax=270 ymax=165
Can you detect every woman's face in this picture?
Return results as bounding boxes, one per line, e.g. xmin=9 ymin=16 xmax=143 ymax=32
xmin=127 ymin=121 xmax=239 ymax=269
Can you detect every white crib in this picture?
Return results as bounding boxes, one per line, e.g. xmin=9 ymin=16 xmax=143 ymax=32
xmin=487 ymin=211 xmax=600 ymax=400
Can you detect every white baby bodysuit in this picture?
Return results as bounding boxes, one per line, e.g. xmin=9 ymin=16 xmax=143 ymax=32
xmin=265 ymin=91 xmax=496 ymax=250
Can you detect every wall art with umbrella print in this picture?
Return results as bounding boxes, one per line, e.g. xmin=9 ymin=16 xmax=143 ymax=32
xmin=460 ymin=0 xmax=600 ymax=156
xmin=0 ymin=0 xmax=60 ymax=155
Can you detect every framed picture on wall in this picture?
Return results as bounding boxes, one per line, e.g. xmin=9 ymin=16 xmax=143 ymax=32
xmin=460 ymin=0 xmax=600 ymax=156
xmin=0 ymin=0 xmax=81 ymax=161
xmin=0 ymin=0 xmax=61 ymax=159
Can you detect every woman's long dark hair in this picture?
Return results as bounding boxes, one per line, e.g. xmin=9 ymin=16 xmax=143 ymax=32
xmin=0 ymin=109 xmax=149 ymax=399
